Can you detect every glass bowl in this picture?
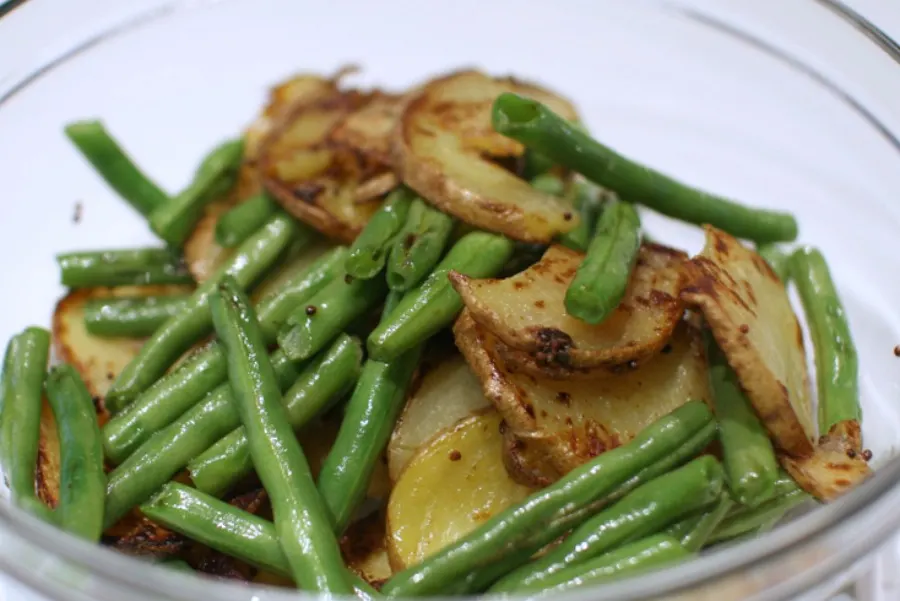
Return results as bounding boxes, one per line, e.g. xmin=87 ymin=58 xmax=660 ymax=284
xmin=1 ymin=1 xmax=900 ymax=600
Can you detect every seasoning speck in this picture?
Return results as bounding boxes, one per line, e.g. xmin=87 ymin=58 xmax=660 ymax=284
xmin=846 ymin=449 xmax=856 ymax=459
xmin=73 ymin=202 xmax=83 ymax=223
xmin=862 ymin=449 xmax=873 ymax=462
xmin=661 ymin=344 xmax=673 ymax=354
xmin=739 ymin=324 xmax=750 ymax=334
xmin=448 ymin=450 xmax=462 ymax=462
xmin=305 ymin=305 xmax=317 ymax=316
xmin=893 ymin=345 xmax=900 ymax=357
xmin=106 ymin=372 xmax=114 ymax=381
xmin=344 ymin=274 xmax=354 ymax=284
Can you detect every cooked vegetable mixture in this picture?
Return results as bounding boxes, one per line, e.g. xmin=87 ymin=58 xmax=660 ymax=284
xmin=0 ymin=67 xmax=872 ymax=596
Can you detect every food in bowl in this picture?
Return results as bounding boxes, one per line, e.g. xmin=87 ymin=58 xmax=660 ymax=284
xmin=0 ymin=66 xmax=872 ymax=596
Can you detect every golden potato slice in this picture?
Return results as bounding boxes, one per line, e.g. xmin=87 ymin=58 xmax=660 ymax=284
xmin=387 ymin=350 xmax=489 ymax=482
xmin=183 ymin=202 xmax=233 ymax=283
xmin=780 ymin=421 xmax=871 ymax=501
xmin=386 ymin=412 xmax=534 ymax=570
xmin=342 ymin=510 xmax=393 ymax=589
xmin=261 ymin=89 xmax=401 ymax=242
xmin=681 ymin=226 xmax=815 ymax=457
xmin=451 ymin=243 xmax=685 ymax=375
xmin=394 ymin=70 xmax=580 ymax=243
xmin=455 ymin=311 xmax=711 ymax=476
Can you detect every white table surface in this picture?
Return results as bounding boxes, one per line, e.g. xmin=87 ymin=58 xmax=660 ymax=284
xmin=0 ymin=1 xmax=897 ymax=600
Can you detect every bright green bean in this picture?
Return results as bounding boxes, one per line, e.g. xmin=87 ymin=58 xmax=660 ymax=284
xmin=84 ymin=295 xmax=189 ymax=338
xmin=56 ymin=248 xmax=193 ymax=288
xmin=666 ymin=494 xmax=734 ymax=552
xmin=710 ymin=487 xmax=809 ymax=544
xmin=559 ymin=181 xmax=608 ymax=252
xmin=215 ymin=193 xmax=279 ymax=248
xmin=346 ymin=187 xmax=414 ymax=279
xmin=757 ymin=244 xmax=792 ymax=282
xmin=386 ymin=198 xmax=455 ymax=291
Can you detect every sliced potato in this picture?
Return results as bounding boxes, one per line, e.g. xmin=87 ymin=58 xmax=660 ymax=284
xmin=780 ymin=421 xmax=871 ymax=501
xmin=455 ymin=311 xmax=711 ymax=476
xmin=183 ymin=202 xmax=234 ymax=283
xmin=681 ymin=226 xmax=815 ymax=457
xmin=386 ymin=412 xmax=534 ymax=570
xmin=451 ymin=243 xmax=685 ymax=375
xmin=342 ymin=510 xmax=393 ymax=588
xmin=249 ymin=239 xmax=334 ymax=304
xmin=35 ymin=399 xmax=61 ymax=508
xmin=387 ymin=350 xmax=489 ymax=482
xmin=261 ymin=89 xmax=401 ymax=242
xmin=394 ymin=70 xmax=580 ymax=243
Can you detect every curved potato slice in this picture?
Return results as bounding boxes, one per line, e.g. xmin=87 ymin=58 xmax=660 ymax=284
xmin=394 ymin=70 xmax=580 ymax=243
xmin=455 ymin=311 xmax=710 ymax=476
xmin=386 ymin=412 xmax=534 ymax=570
xmin=342 ymin=510 xmax=393 ymax=589
xmin=780 ymin=421 xmax=871 ymax=501
xmin=387 ymin=349 xmax=489 ymax=482
xmin=681 ymin=226 xmax=815 ymax=457
xmin=451 ymin=243 xmax=685 ymax=375
xmin=261 ymin=89 xmax=402 ymax=242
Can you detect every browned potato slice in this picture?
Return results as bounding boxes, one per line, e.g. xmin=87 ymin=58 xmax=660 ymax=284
xmin=387 ymin=350 xmax=489 ymax=482
xmin=35 ymin=399 xmax=61 ymax=508
xmin=455 ymin=311 xmax=710 ymax=476
xmin=386 ymin=412 xmax=534 ymax=570
xmin=342 ymin=510 xmax=393 ymax=589
xmin=780 ymin=421 xmax=871 ymax=501
xmin=394 ymin=70 xmax=580 ymax=243
xmin=681 ymin=226 xmax=815 ymax=457
xmin=451 ymin=243 xmax=685 ymax=375
xmin=184 ymin=201 xmax=234 ymax=283
xmin=261 ymin=88 xmax=401 ymax=242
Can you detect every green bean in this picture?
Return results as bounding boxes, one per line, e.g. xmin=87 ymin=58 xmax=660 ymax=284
xmin=386 ymin=198 xmax=455 ymax=291
xmin=0 ymin=327 xmax=52 ymax=521
xmin=277 ymin=271 xmax=387 ymax=362
xmin=381 ymin=400 xmax=713 ymax=597
xmin=318 ymin=292 xmax=421 ymax=532
xmin=64 ymin=120 xmax=169 ymax=217
xmin=104 ymin=213 xmax=304 ymax=414
xmin=559 ymin=181 xmax=608 ymax=252
xmin=209 ymin=277 xmax=351 ymax=594
xmin=706 ymin=332 xmax=779 ymax=507
xmin=522 ymin=149 xmax=556 ymax=180
xmin=791 ymin=247 xmax=860 ymax=435
xmin=368 ymin=231 xmax=515 ymax=362
xmin=709 ymin=488 xmax=809 ymax=544
xmin=492 ymin=93 xmax=798 ymax=243
xmin=141 ymin=484 xmax=381 ymax=599
xmin=149 ymin=139 xmax=244 ymax=247
xmin=529 ymin=173 xmax=567 ymax=196
xmin=666 ymin=494 xmax=734 ymax=552
xmin=565 ymin=201 xmax=641 ymax=324
xmin=103 ymin=348 xmax=302 ymax=527
xmin=757 ymin=244 xmax=792 ymax=282
xmin=84 ymin=295 xmax=189 ymax=338
xmin=187 ymin=335 xmax=362 ymax=497
xmin=215 ymin=193 xmax=279 ymax=248
xmin=529 ymin=534 xmax=690 ymax=595
xmin=44 ymin=364 xmax=106 ymax=540
xmin=102 ymin=245 xmax=344 ymax=463
xmin=346 ymin=187 xmax=414 ymax=279
xmin=490 ymin=456 xmax=723 ymax=593
xmin=56 ymin=248 xmax=193 ymax=288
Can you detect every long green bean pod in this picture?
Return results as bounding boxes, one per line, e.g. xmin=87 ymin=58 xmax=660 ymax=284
xmin=709 ymin=487 xmax=809 ymax=544
xmin=791 ymin=247 xmax=860 ymax=436
xmin=558 ymin=181 xmax=608 ymax=252
xmin=346 ymin=188 xmax=414 ymax=279
xmin=277 ymin=272 xmax=387 ymax=362
xmin=318 ymin=292 xmax=421 ymax=532
xmin=215 ymin=193 xmax=279 ymax=248
xmin=141 ymin=483 xmax=381 ymax=599
xmin=102 ymin=245 xmax=345 ymax=463
xmin=528 ymin=534 xmax=690 ymax=595
xmin=84 ymin=295 xmax=190 ymax=338
xmin=64 ymin=120 xmax=169 ymax=217
xmin=666 ymin=494 xmax=734 ymax=552
xmin=0 ymin=328 xmax=52 ymax=521
xmin=706 ymin=332 xmax=779 ymax=507
xmin=209 ymin=277 xmax=351 ymax=594
xmin=368 ymin=231 xmax=515 ymax=362
xmin=757 ymin=244 xmax=792 ymax=282
xmin=103 ymin=348 xmax=302 ymax=527
xmin=44 ymin=364 xmax=106 ymax=540
xmin=490 ymin=456 xmax=723 ymax=593
xmin=381 ymin=401 xmax=713 ymax=597
xmin=187 ymin=335 xmax=362 ymax=497
xmin=104 ymin=213 xmax=305 ymax=414
xmin=565 ymin=201 xmax=641 ymax=324
xmin=56 ymin=248 xmax=193 ymax=288
xmin=386 ymin=198 xmax=455 ymax=291
xmin=149 ymin=139 xmax=244 ymax=247
xmin=492 ymin=93 xmax=798 ymax=243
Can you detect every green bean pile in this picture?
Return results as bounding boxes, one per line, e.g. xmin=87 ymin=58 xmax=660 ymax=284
xmin=0 ymin=69 xmax=870 ymax=598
